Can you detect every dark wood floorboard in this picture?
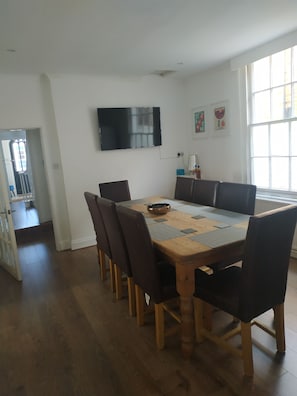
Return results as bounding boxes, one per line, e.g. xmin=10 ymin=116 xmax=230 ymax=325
xmin=1 ymin=227 xmax=297 ymax=395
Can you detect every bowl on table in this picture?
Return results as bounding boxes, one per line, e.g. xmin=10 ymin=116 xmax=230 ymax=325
xmin=147 ymin=202 xmax=171 ymax=215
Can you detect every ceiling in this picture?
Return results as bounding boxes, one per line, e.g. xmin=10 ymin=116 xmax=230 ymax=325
xmin=1 ymin=0 xmax=297 ymax=79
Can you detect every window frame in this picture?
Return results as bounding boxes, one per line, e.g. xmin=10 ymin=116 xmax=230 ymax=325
xmin=247 ymin=47 xmax=297 ymax=201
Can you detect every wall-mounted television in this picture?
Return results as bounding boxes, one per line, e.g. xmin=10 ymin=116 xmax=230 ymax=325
xmin=97 ymin=107 xmax=162 ymax=151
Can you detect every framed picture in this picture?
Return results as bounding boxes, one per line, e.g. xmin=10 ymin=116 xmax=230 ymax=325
xmin=212 ymin=101 xmax=229 ymax=136
xmin=192 ymin=107 xmax=208 ymax=139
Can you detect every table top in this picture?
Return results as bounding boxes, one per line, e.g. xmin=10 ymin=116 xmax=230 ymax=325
xmin=119 ymin=197 xmax=249 ymax=267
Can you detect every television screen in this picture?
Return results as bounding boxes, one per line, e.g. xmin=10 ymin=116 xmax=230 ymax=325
xmin=97 ymin=107 xmax=162 ymax=151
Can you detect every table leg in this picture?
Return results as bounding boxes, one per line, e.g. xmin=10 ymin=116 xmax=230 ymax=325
xmin=175 ymin=262 xmax=196 ymax=359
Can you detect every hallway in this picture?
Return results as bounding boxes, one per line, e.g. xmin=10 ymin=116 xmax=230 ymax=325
xmin=11 ymin=200 xmax=40 ymax=230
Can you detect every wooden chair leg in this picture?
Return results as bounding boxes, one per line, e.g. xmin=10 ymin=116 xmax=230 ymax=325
xmin=194 ymin=297 xmax=204 ymax=342
xmin=98 ymin=248 xmax=106 ymax=281
xmin=241 ymin=321 xmax=253 ymax=377
xmin=274 ymin=303 xmax=286 ymax=352
xmin=114 ymin=264 xmax=123 ymax=300
xmin=135 ymin=284 xmax=145 ymax=326
xmin=108 ymin=258 xmax=115 ymax=292
xmin=155 ymin=303 xmax=165 ymax=349
xmin=203 ymin=302 xmax=213 ymax=331
xmin=128 ymin=277 xmax=136 ymax=316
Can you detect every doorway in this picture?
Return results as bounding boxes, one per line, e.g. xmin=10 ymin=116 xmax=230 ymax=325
xmin=0 ymin=128 xmax=52 ymax=232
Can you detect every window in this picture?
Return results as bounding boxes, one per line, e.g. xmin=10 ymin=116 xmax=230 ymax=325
xmin=12 ymin=139 xmax=27 ymax=173
xmin=247 ymin=46 xmax=297 ymax=196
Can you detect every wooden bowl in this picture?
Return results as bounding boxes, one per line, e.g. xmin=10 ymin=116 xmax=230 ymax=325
xmin=147 ymin=203 xmax=171 ymax=215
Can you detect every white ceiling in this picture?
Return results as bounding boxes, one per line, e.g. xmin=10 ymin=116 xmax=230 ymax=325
xmin=1 ymin=0 xmax=297 ymax=78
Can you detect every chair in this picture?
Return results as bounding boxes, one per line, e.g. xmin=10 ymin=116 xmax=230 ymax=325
xmin=192 ymin=179 xmax=220 ymax=207
xmin=96 ymin=197 xmax=136 ymax=316
xmin=84 ymin=192 xmax=115 ymax=290
xmin=215 ymin=181 xmax=256 ymax=215
xmin=116 ymin=205 xmax=181 ymax=349
xmin=194 ymin=204 xmax=297 ymax=377
xmin=174 ymin=176 xmax=194 ymax=202
xmin=205 ymin=181 xmax=257 ymax=274
xmin=99 ymin=180 xmax=131 ymax=202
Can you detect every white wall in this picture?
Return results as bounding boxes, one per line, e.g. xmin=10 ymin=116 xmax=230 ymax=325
xmin=0 ymin=55 xmax=296 ymax=254
xmin=184 ymin=62 xmax=247 ymax=182
xmin=0 ymin=74 xmax=70 ymax=250
xmin=184 ymin=62 xmax=297 ymax=256
xmin=48 ymin=74 xmax=188 ymax=249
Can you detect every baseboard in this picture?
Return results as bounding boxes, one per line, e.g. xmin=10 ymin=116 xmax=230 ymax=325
xmin=71 ymin=236 xmax=96 ymax=250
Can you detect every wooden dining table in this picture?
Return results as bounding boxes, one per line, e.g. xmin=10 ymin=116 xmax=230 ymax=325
xmin=118 ymin=196 xmax=249 ymax=359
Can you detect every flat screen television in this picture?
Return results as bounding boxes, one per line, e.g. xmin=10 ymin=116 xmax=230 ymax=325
xmin=97 ymin=107 xmax=162 ymax=151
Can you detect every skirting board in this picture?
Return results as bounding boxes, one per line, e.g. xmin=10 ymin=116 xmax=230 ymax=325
xmin=71 ymin=235 xmax=96 ymax=250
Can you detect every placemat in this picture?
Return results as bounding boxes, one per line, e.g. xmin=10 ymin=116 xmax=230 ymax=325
xmin=198 ymin=207 xmax=249 ymax=225
xmin=191 ymin=226 xmax=247 ymax=248
xmin=147 ymin=222 xmax=184 ymax=241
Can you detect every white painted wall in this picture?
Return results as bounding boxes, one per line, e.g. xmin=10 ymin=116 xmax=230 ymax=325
xmin=0 ymin=74 xmax=70 ymax=250
xmin=0 ymin=50 xmax=296 ymax=254
xmin=184 ymin=62 xmax=247 ymax=183
xmin=47 ymin=74 xmax=188 ymax=249
xmin=184 ymin=62 xmax=297 ymax=255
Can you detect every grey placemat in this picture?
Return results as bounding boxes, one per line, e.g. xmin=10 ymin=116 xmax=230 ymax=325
xmin=147 ymin=222 xmax=184 ymax=241
xmin=175 ymin=204 xmax=205 ymax=216
xmin=198 ymin=207 xmax=249 ymax=225
xmin=191 ymin=226 xmax=247 ymax=248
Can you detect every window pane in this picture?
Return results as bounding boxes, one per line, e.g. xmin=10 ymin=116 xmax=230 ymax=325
xmin=271 ymin=49 xmax=291 ymax=87
xmin=271 ymin=157 xmax=289 ymax=190
xmin=253 ymin=91 xmax=270 ymax=123
xmin=252 ymin=57 xmax=270 ymax=91
xmin=270 ymin=123 xmax=289 ymax=156
xmin=291 ymin=121 xmax=297 ymax=155
xmin=252 ymin=158 xmax=269 ymax=188
xmin=291 ymin=157 xmax=297 ymax=191
xmin=293 ymin=83 xmax=297 ymax=117
xmin=12 ymin=140 xmax=27 ymax=172
xmin=293 ymin=45 xmax=297 ymax=82
xmin=271 ymin=86 xmax=284 ymax=120
xmin=251 ymin=125 xmax=269 ymax=156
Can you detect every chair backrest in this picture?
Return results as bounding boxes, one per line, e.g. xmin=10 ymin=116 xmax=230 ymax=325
xmin=84 ymin=192 xmax=111 ymax=257
xmin=99 ymin=180 xmax=131 ymax=202
xmin=215 ymin=182 xmax=256 ymax=214
xmin=96 ymin=197 xmax=132 ymax=277
xmin=239 ymin=205 xmax=297 ymax=322
xmin=192 ymin=179 xmax=220 ymax=207
xmin=174 ymin=176 xmax=194 ymax=202
xmin=116 ymin=205 xmax=163 ymax=302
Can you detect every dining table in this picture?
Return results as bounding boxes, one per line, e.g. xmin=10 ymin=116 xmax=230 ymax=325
xmin=118 ymin=196 xmax=250 ymax=359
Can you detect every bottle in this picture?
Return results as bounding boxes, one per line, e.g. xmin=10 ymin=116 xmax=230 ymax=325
xmin=194 ymin=165 xmax=201 ymax=179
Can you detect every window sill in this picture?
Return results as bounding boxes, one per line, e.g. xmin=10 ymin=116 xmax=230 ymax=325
xmin=256 ymin=193 xmax=297 ymax=205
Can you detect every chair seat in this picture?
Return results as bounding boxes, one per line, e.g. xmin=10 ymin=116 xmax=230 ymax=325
xmin=195 ymin=266 xmax=241 ymax=318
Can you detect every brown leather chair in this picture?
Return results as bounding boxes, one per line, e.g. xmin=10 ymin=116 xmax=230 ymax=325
xmin=192 ymin=179 xmax=220 ymax=207
xmin=97 ymin=197 xmax=136 ymax=316
xmin=174 ymin=176 xmax=194 ymax=202
xmin=99 ymin=180 xmax=131 ymax=202
xmin=207 ymin=181 xmax=257 ymax=273
xmin=116 ymin=205 xmax=181 ymax=349
xmin=84 ymin=192 xmax=115 ymax=290
xmin=194 ymin=204 xmax=297 ymax=377
xmin=215 ymin=181 xmax=256 ymax=215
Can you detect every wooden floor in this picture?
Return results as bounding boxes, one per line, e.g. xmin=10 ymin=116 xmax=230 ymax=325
xmin=11 ymin=200 xmax=40 ymax=230
xmin=1 ymin=227 xmax=297 ymax=395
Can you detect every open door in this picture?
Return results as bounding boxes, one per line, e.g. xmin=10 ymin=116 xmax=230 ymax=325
xmin=0 ymin=146 xmax=22 ymax=281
